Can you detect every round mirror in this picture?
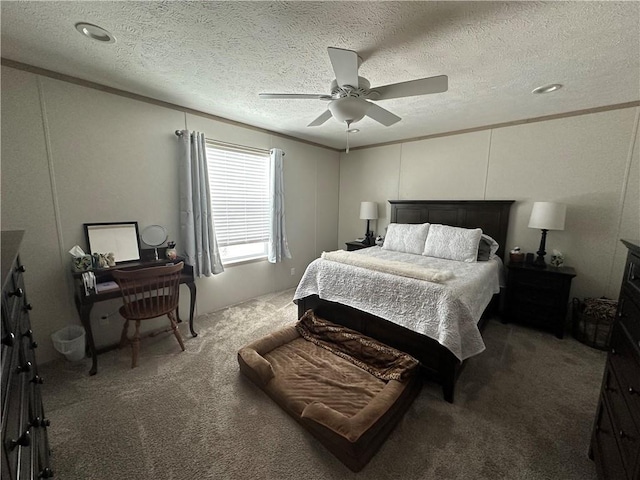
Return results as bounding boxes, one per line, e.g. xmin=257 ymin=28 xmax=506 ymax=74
xmin=141 ymin=225 xmax=167 ymax=247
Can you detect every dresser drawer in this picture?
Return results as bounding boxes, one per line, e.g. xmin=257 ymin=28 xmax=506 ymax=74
xmin=19 ymin=310 xmax=38 ymax=377
xmin=2 ymin=366 xmax=29 ymax=480
xmin=592 ymin=397 xmax=629 ymax=480
xmin=609 ymin=326 xmax=640 ymax=425
xmin=29 ymin=395 xmax=52 ymax=479
xmin=618 ymin=294 xmax=640 ymax=350
xmin=624 ymin=252 xmax=640 ymax=298
xmin=2 ymin=276 xmax=24 ymax=334
xmin=1 ymin=344 xmax=19 ymax=420
xmin=602 ymin=361 xmax=640 ymax=475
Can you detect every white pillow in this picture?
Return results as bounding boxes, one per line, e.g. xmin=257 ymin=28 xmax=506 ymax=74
xmin=382 ymin=223 xmax=430 ymax=255
xmin=423 ymin=224 xmax=483 ymax=263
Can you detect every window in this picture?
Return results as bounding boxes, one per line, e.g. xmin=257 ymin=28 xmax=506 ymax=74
xmin=205 ymin=140 xmax=270 ymax=264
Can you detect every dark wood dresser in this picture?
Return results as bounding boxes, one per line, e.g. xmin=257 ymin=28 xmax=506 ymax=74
xmin=1 ymin=231 xmax=53 ymax=479
xmin=590 ymin=239 xmax=640 ymax=480
xmin=505 ymin=262 xmax=577 ymax=338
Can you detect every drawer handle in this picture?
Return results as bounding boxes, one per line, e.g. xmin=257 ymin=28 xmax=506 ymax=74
xmin=1 ymin=332 xmax=15 ymax=347
xmin=9 ymin=430 xmax=30 ymax=450
xmin=611 ymin=347 xmax=617 ymax=355
xmin=29 ymin=417 xmax=51 ymax=428
xmin=30 ymin=375 xmax=44 ymax=385
xmin=8 ymin=287 xmax=23 ymax=298
xmin=39 ymin=467 xmax=54 ymax=478
xmin=15 ymin=265 xmax=26 ymax=273
xmin=629 ymin=386 xmax=639 ymax=395
xmin=23 ymin=303 xmax=33 ymax=312
xmin=619 ymin=430 xmax=635 ymax=442
xmin=20 ymin=329 xmax=39 ymax=349
xmin=16 ymin=361 xmax=32 ymax=374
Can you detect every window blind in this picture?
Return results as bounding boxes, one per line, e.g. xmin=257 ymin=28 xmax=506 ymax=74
xmin=205 ymin=141 xmax=270 ymax=248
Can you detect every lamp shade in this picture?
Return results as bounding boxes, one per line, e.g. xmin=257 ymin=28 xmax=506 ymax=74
xmin=528 ymin=202 xmax=566 ymax=231
xmin=359 ymin=201 xmax=378 ymax=220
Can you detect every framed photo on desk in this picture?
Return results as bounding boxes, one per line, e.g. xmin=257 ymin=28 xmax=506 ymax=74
xmin=84 ymin=222 xmax=141 ymax=263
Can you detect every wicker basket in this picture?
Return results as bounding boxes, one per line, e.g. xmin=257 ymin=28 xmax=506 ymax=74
xmin=572 ymin=297 xmax=617 ymax=350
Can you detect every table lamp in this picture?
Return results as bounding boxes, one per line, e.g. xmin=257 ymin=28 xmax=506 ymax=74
xmin=528 ymin=201 xmax=566 ymax=268
xmin=359 ymin=201 xmax=378 ymax=246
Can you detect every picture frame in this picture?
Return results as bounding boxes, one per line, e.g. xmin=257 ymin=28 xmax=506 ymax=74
xmin=83 ymin=221 xmax=141 ymax=264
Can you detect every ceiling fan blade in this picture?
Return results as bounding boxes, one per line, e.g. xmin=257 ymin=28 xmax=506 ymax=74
xmin=327 ymin=47 xmax=359 ymax=89
xmin=259 ymin=93 xmax=332 ymax=100
xmin=308 ymin=110 xmax=333 ymax=127
xmin=371 ymin=75 xmax=448 ymax=100
xmin=365 ymin=102 xmax=401 ymax=126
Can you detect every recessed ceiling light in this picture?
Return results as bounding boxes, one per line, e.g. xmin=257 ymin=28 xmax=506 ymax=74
xmin=347 ymin=128 xmax=360 ymax=133
xmin=532 ymin=84 xmax=563 ymax=94
xmin=75 ymin=22 xmax=116 ymax=43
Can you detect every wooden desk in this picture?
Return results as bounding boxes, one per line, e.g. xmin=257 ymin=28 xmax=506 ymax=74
xmin=72 ymin=258 xmax=196 ymax=375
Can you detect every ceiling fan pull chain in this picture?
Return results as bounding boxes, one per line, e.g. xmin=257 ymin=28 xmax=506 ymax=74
xmin=345 ymin=124 xmax=350 ymax=154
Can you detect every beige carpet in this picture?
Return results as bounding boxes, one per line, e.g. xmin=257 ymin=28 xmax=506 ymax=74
xmin=41 ymin=289 xmax=606 ymax=480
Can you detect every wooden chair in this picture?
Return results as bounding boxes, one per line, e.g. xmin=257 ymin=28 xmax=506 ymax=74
xmin=113 ymin=262 xmax=186 ymax=368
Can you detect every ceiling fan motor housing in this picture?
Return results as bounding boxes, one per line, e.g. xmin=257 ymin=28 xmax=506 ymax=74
xmin=330 ymin=77 xmax=371 ymax=98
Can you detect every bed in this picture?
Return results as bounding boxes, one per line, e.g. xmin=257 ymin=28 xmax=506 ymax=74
xmin=294 ymin=200 xmax=514 ymax=403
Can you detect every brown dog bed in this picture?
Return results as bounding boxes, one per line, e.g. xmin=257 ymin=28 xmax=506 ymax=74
xmin=237 ymin=310 xmax=422 ymax=472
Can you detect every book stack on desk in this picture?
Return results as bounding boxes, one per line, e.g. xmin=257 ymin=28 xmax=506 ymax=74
xmin=95 ymin=281 xmax=119 ymax=293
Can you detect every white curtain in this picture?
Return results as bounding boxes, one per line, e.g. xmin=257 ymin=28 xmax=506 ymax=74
xmin=178 ymin=130 xmax=224 ymax=276
xmin=268 ymin=148 xmax=292 ymax=263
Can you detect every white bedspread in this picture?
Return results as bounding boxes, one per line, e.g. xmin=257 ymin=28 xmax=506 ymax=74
xmin=293 ymin=247 xmax=502 ymax=361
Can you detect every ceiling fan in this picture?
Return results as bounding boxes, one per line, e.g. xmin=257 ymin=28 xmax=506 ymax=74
xmin=259 ymin=47 xmax=448 ymax=130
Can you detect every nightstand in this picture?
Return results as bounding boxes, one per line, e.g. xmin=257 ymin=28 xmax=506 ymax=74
xmin=345 ymin=241 xmax=369 ymax=251
xmin=505 ymin=263 xmax=577 ymax=338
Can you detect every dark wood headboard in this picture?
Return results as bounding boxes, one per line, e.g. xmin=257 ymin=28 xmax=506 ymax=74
xmin=389 ymin=200 xmax=514 ymax=260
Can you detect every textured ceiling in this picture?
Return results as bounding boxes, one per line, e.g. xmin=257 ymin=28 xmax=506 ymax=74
xmin=1 ymin=1 xmax=639 ymax=150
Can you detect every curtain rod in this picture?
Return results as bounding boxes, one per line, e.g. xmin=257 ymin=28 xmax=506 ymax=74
xmin=174 ymin=130 xmax=281 ymax=155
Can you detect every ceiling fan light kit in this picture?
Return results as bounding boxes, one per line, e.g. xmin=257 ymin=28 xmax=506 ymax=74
xmin=259 ymin=46 xmax=448 ymax=145
xmin=328 ymin=97 xmax=371 ymax=124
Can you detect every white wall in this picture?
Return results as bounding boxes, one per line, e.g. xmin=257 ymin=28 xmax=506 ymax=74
xmin=339 ymin=108 xmax=640 ymax=301
xmin=1 ymin=66 xmax=340 ymax=363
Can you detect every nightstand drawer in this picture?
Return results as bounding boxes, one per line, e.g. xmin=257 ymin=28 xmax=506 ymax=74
xmin=510 ymin=272 xmax=565 ymax=292
xmin=513 ymin=289 xmax=562 ymax=308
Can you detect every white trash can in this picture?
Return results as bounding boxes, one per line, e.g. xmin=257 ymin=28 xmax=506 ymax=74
xmin=51 ymin=325 xmax=86 ymax=362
